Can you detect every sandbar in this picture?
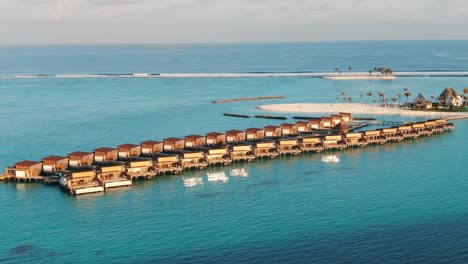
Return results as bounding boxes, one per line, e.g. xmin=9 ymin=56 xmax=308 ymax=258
xmin=258 ymin=103 xmax=468 ymax=117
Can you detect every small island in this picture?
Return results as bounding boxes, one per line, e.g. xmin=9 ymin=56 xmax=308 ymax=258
xmin=324 ymin=66 xmax=396 ymax=80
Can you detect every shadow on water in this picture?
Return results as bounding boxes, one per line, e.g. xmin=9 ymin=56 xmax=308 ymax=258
xmin=193 ymin=192 xmax=223 ymax=198
xmin=1 ymin=244 xmax=58 ymax=263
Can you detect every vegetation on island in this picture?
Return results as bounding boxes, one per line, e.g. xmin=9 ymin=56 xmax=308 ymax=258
xmin=339 ymin=86 xmax=468 ymax=112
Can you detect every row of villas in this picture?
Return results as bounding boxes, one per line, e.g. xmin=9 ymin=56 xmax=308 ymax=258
xmin=2 ymin=114 xmax=454 ymax=195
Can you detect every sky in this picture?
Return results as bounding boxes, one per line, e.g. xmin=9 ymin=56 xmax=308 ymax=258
xmin=0 ymin=0 xmax=467 ymax=45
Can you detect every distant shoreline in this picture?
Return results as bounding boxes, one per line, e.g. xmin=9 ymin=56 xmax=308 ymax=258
xmin=323 ymin=75 xmax=396 ymax=80
xmin=258 ymin=103 xmax=468 ymax=117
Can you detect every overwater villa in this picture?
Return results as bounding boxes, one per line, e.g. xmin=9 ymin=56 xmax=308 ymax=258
xmin=280 ymin=123 xmax=298 ymax=136
xmin=94 ymin=147 xmax=118 ymax=163
xmin=252 ymin=140 xmax=278 ymax=158
xmin=339 ymin=112 xmax=353 ymax=122
xmin=322 ymin=135 xmax=347 ymax=150
xmin=68 ymin=151 xmax=94 ymax=167
xmin=185 ymin=135 xmax=207 ymax=148
xmin=118 ymin=144 xmax=142 ymax=159
xmin=246 ymin=128 xmax=266 ymax=140
xmin=95 ymin=162 xmax=132 ymax=187
xmin=200 ymin=146 xmax=231 ymax=166
xmin=309 ymin=118 xmax=321 ymax=130
xmin=6 ymin=160 xmax=43 ymax=181
xmin=299 ymin=136 xmax=324 ymax=152
xmin=141 ymin=140 xmax=164 ymax=155
xmin=226 ymin=130 xmax=247 ymax=143
xmin=276 ymin=138 xmax=301 ymax=155
xmin=228 ymin=144 xmax=255 ymax=162
xmin=331 ymin=114 xmax=343 ymax=126
xmin=361 ymin=130 xmax=387 ymax=145
xmin=320 ymin=117 xmax=332 ymax=129
xmin=411 ymin=122 xmax=430 ymax=137
xmin=379 ymin=128 xmax=404 ymax=142
xmin=396 ymin=125 xmax=418 ymax=139
xmin=41 ymin=155 xmax=69 ymax=183
xmin=124 ymin=158 xmax=155 ymax=180
xmin=170 ymin=150 xmax=207 ymax=170
xmin=152 ymin=153 xmax=182 ymax=174
xmin=344 ymin=133 xmax=367 ymax=147
xmin=163 ymin=137 xmax=185 ymax=151
xmin=296 ymin=121 xmax=312 ymax=133
xmin=264 ymin=125 xmax=281 ymax=138
xmin=206 ymin=132 xmax=227 ymax=145
xmin=60 ymin=169 xmax=103 ymax=195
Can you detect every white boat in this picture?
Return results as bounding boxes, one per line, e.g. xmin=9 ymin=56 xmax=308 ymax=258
xmin=321 ymin=155 xmax=340 ymax=163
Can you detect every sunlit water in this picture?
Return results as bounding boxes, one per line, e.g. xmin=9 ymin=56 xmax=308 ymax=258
xmin=1 ymin=41 xmax=467 ymax=263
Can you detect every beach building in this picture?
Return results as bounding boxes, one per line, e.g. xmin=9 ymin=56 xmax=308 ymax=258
xmin=60 ymin=169 xmax=103 ymax=195
xmin=276 ymin=138 xmax=301 ymax=155
xmin=68 ymin=151 xmax=94 ymax=167
xmin=141 ymin=140 xmax=163 ymax=155
xmin=339 ymin=112 xmax=353 ymax=122
xmin=280 ymin=123 xmax=298 ymax=136
xmin=152 ymin=153 xmax=182 ymax=174
xmin=413 ymin=92 xmax=433 ymax=109
xmin=439 ymin=87 xmax=463 ymax=107
xmin=322 ymin=135 xmax=346 ymax=150
xmin=253 ymin=140 xmax=278 ymax=158
xmin=296 ymin=121 xmax=312 ymax=133
xmin=163 ymin=137 xmax=185 ymax=151
xmin=118 ymin=144 xmax=142 ymax=159
xmin=10 ymin=160 xmax=43 ymax=181
xmin=309 ymin=118 xmax=321 ymax=130
xmin=299 ymin=136 xmax=323 ymax=152
xmin=226 ymin=130 xmax=247 ymax=143
xmin=42 ymin=156 xmax=68 ymax=172
xmin=264 ymin=125 xmax=281 ymax=137
xmin=344 ymin=133 xmax=366 ymax=147
xmin=94 ymin=147 xmax=118 ymax=163
xmin=246 ymin=128 xmax=266 ymax=140
xmin=206 ymin=132 xmax=227 ymax=145
xmin=185 ymin=135 xmax=207 ymax=148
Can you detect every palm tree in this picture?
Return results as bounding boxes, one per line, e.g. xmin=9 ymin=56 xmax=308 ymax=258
xmin=336 ymin=97 xmax=339 ymax=103
xmin=397 ymin=93 xmax=402 ymax=105
xmin=348 ymin=97 xmax=353 ymax=103
xmin=367 ymin=92 xmax=373 ymax=104
xmin=464 ymin=87 xmax=468 ymax=107
xmin=360 ymin=94 xmax=364 ymax=103
xmin=369 ymin=70 xmax=373 ymax=76
xmin=391 ymin=97 xmax=398 ymax=105
xmin=404 ymin=92 xmax=412 ymax=105
xmin=404 ymin=87 xmax=409 ymax=92
xmin=348 ymin=66 xmax=352 ymax=72
xmin=341 ymin=91 xmax=347 ymax=103
xmin=378 ymin=91 xmax=386 ymax=105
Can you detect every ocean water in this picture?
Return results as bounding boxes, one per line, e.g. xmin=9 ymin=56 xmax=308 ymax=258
xmin=1 ymin=41 xmax=468 ymax=263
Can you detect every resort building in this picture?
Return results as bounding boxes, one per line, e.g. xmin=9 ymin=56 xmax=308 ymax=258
xmin=322 ymin=135 xmax=346 ymax=150
xmin=320 ymin=117 xmax=332 ymax=129
xmin=206 ymin=132 xmax=226 ymax=145
xmin=11 ymin=160 xmax=43 ymax=180
xmin=246 ymin=128 xmax=265 ymax=140
xmin=344 ymin=133 xmax=366 ymax=147
xmin=42 ymin=156 xmax=68 ymax=173
xmin=95 ymin=163 xmax=131 ymax=187
xmin=228 ymin=144 xmax=255 ymax=162
xmin=439 ymin=87 xmax=463 ymax=107
xmin=309 ymin=118 xmax=321 ymax=130
xmin=202 ymin=147 xmax=231 ymax=166
xmin=60 ymin=169 xmax=103 ymax=195
xmin=141 ymin=140 xmax=164 ymax=155
xmin=68 ymin=151 xmax=94 ymax=167
xmin=413 ymin=92 xmax=432 ymax=109
xmin=124 ymin=159 xmax=155 ymax=180
xmin=331 ymin=114 xmax=343 ymax=126
xmin=185 ymin=135 xmax=207 ymax=148
xmin=94 ymin=147 xmax=118 ymax=162
xmin=226 ymin=130 xmax=247 ymax=143
xmin=280 ymin=123 xmax=298 ymax=136
xmin=152 ymin=153 xmax=182 ymax=174
xmin=253 ymin=140 xmax=278 ymax=158
xmin=299 ymin=136 xmax=323 ymax=152
xmin=264 ymin=125 xmax=281 ymax=137
xmin=163 ymin=137 xmax=185 ymax=151
xmin=118 ymin=144 xmax=142 ymax=159
xmin=276 ymin=138 xmax=301 ymax=155
xmin=339 ymin=112 xmax=353 ymax=122
xmin=296 ymin=121 xmax=312 ymax=133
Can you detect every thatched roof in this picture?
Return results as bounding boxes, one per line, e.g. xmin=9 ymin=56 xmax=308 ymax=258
xmin=332 ymin=123 xmax=349 ymax=134
xmin=439 ymin=87 xmax=459 ymax=99
xmin=413 ymin=92 xmax=430 ymax=107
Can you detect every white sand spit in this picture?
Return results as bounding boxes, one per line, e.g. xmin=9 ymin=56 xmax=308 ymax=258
xmin=258 ymin=103 xmax=468 ymax=117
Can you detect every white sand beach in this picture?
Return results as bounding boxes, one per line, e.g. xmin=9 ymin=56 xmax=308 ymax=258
xmin=258 ymin=103 xmax=468 ymax=118
xmin=323 ymin=75 xmax=396 ymax=80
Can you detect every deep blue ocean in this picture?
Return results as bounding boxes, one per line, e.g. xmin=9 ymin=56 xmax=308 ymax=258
xmin=1 ymin=41 xmax=468 ymax=263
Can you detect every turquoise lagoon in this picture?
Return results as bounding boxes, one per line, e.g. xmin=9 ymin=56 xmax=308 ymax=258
xmin=0 ymin=41 xmax=468 ymax=263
